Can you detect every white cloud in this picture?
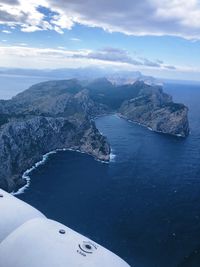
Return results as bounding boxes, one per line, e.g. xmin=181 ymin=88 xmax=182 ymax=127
xmin=21 ymin=26 xmax=42 ymax=32
xmin=1 ymin=45 xmax=200 ymax=81
xmin=0 ymin=0 xmax=73 ymax=34
xmin=0 ymin=0 xmax=19 ymax=4
xmin=0 ymin=45 xmax=176 ymax=71
xmin=72 ymin=47 xmax=174 ymax=69
xmin=50 ymin=13 xmax=74 ymax=30
xmin=57 ymin=46 xmax=66 ymax=50
xmin=2 ymin=30 xmax=12 ymax=34
xmin=46 ymin=0 xmax=200 ymax=39
xmin=0 ymin=0 xmax=200 ymax=39
xmin=70 ymin=38 xmax=81 ymax=42
xmin=0 ymin=45 xmax=92 ymax=68
xmin=16 ymin=43 xmax=27 ymax=46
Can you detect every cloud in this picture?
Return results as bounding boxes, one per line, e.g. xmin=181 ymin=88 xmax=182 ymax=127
xmin=70 ymin=38 xmax=81 ymax=42
xmin=46 ymin=0 xmax=200 ymax=39
xmin=72 ymin=47 xmax=174 ymax=69
xmin=140 ymin=57 xmax=160 ymax=67
xmin=16 ymin=42 xmax=27 ymax=46
xmin=0 ymin=45 xmax=176 ymax=71
xmin=0 ymin=0 xmax=73 ymax=33
xmin=74 ymin=47 xmax=142 ymax=66
xmin=2 ymin=30 xmax=12 ymax=34
xmin=0 ymin=10 xmax=21 ymax=23
xmin=0 ymin=0 xmax=51 ymax=32
xmin=0 ymin=0 xmax=19 ymax=4
xmin=0 ymin=45 xmax=92 ymax=68
xmin=0 ymin=1 xmax=43 ymax=29
xmin=164 ymin=65 xmax=177 ymax=70
xmin=57 ymin=46 xmax=66 ymax=50
xmin=157 ymin=59 xmax=164 ymax=64
xmin=0 ymin=0 xmax=199 ymax=39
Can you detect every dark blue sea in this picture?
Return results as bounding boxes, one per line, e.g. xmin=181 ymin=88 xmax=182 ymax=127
xmin=15 ymin=82 xmax=200 ymax=267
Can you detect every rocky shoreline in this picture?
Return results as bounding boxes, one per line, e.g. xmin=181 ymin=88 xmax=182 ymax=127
xmin=118 ymin=103 xmax=189 ymax=138
xmin=0 ymin=78 xmax=189 ymax=193
xmin=118 ymin=113 xmax=187 ymax=138
xmin=13 ymin=147 xmax=111 ymax=196
xmin=0 ymin=116 xmax=110 ymax=193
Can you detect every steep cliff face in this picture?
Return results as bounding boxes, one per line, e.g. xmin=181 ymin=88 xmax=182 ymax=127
xmin=0 ymin=78 xmax=189 ymax=192
xmin=0 ymin=116 xmax=110 ymax=192
xmin=119 ymin=86 xmax=189 ymax=137
xmin=0 ymin=80 xmax=111 ymax=192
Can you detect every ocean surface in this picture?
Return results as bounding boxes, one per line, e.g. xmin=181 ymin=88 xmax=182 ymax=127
xmin=1 ymin=76 xmax=200 ymax=267
xmin=0 ymin=74 xmax=53 ymax=99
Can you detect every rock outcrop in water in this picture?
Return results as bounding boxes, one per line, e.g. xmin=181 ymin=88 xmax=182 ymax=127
xmin=0 ymin=78 xmax=189 ymax=192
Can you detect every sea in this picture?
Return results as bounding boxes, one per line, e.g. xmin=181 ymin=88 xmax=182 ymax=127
xmin=1 ymin=74 xmax=200 ymax=267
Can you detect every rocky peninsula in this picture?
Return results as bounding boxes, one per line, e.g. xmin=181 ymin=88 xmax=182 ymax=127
xmin=0 ymin=78 xmax=189 ymax=192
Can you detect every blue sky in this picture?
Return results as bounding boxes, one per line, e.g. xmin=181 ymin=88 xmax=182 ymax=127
xmin=1 ymin=0 xmax=200 ymax=81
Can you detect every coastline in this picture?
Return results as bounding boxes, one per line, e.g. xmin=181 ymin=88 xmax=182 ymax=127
xmin=117 ymin=113 xmax=186 ymax=138
xmin=13 ymin=147 xmax=115 ymax=196
xmin=12 ymin=111 xmax=185 ymax=197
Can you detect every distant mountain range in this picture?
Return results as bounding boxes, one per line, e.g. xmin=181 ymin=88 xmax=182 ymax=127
xmin=0 ymin=67 xmax=162 ymax=86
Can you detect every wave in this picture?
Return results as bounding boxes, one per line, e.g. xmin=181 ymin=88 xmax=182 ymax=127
xmin=13 ymin=148 xmax=113 ymax=196
xmin=110 ymin=149 xmax=116 ymax=162
xmin=13 ymin=150 xmax=58 ymax=196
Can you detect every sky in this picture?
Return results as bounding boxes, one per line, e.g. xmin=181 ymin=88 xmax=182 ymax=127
xmin=1 ymin=0 xmax=200 ymax=81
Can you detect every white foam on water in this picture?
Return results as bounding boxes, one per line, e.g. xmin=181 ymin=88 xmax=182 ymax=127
xmin=13 ymin=150 xmax=58 ymax=196
xmin=13 ymin=147 xmax=112 ymax=196
xmin=110 ymin=149 xmax=116 ymax=162
xmin=147 ymin=127 xmax=153 ymax=131
xmin=119 ymin=114 xmax=184 ymax=138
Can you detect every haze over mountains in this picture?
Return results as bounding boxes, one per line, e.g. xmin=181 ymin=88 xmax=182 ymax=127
xmin=0 ymin=67 xmax=161 ymax=86
xmin=1 ymin=67 xmax=200 ymax=101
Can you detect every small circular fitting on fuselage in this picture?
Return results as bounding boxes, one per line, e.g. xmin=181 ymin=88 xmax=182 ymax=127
xmin=79 ymin=242 xmax=97 ymax=254
xmin=59 ymin=229 xmax=66 ymax=234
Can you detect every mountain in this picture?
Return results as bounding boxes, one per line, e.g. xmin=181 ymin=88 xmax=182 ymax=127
xmin=0 ymin=80 xmax=111 ymax=192
xmin=119 ymin=86 xmax=189 ymax=136
xmin=0 ymin=67 xmax=161 ymax=85
xmin=0 ymin=78 xmax=189 ymax=192
xmin=106 ymin=71 xmax=161 ymax=86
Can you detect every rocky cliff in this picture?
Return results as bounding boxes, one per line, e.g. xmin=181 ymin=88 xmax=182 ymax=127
xmin=86 ymin=79 xmax=189 ymax=137
xmin=0 ymin=78 xmax=189 ymax=192
xmin=119 ymin=84 xmax=189 ymax=137
xmin=0 ymin=80 xmax=110 ymax=192
xmin=0 ymin=116 xmax=110 ymax=192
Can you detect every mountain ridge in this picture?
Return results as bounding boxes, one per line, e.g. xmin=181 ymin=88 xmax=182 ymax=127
xmin=0 ymin=78 xmax=189 ymax=192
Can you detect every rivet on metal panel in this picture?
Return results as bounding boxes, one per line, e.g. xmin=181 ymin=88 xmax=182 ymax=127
xmin=59 ymin=229 xmax=66 ymax=234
